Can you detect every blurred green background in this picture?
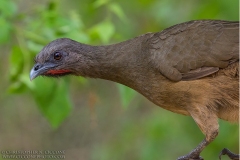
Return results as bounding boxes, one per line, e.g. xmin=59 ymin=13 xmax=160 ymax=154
xmin=0 ymin=0 xmax=239 ymax=160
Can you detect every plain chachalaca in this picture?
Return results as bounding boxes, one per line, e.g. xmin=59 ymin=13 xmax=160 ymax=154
xmin=30 ymin=20 xmax=239 ymax=160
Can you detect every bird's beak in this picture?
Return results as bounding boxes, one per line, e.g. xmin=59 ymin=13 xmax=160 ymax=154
xmin=30 ymin=63 xmax=55 ymax=81
xmin=30 ymin=63 xmax=44 ymax=81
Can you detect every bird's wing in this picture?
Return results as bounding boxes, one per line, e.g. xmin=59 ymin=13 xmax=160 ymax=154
xmin=148 ymin=20 xmax=239 ymax=81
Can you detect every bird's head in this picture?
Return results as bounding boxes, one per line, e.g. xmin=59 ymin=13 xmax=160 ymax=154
xmin=30 ymin=38 xmax=96 ymax=80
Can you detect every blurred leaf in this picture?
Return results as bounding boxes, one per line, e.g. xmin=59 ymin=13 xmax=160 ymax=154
xmin=9 ymin=46 xmax=24 ymax=81
xmin=108 ymin=3 xmax=127 ymax=22
xmin=93 ymin=0 xmax=110 ymax=8
xmin=89 ymin=20 xmax=115 ymax=43
xmin=8 ymin=73 xmax=34 ymax=94
xmin=19 ymin=73 xmax=35 ymax=91
xmin=0 ymin=0 xmax=17 ymax=18
xmin=47 ymin=0 xmax=57 ymax=11
xmin=23 ymin=30 xmax=47 ymax=45
xmin=42 ymin=27 xmax=56 ymax=40
xmin=77 ymin=77 xmax=88 ymax=85
xmin=32 ymin=78 xmax=72 ymax=128
xmin=117 ymin=84 xmax=136 ymax=108
xmin=8 ymin=45 xmax=29 ymax=94
xmin=27 ymin=41 xmax=44 ymax=53
xmin=0 ymin=0 xmax=17 ymax=43
xmin=0 ymin=17 xmax=12 ymax=44
xmin=8 ymin=81 xmax=26 ymax=93
xmin=66 ymin=30 xmax=90 ymax=43
xmin=69 ymin=10 xmax=84 ymax=29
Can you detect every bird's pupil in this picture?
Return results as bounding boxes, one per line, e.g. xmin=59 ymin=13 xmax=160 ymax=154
xmin=54 ymin=52 xmax=62 ymax=60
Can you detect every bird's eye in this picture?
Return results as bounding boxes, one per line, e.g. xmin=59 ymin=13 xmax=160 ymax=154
xmin=53 ymin=52 xmax=62 ymax=60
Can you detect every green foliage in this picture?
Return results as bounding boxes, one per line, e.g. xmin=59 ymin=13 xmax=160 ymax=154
xmin=108 ymin=2 xmax=128 ymax=22
xmin=0 ymin=0 xmax=16 ymax=43
xmin=4 ymin=0 xmax=130 ymax=128
xmin=91 ymin=112 xmax=239 ymax=160
xmin=117 ymin=84 xmax=136 ymax=109
xmin=32 ymin=78 xmax=72 ymax=128
xmin=89 ymin=20 xmax=115 ymax=44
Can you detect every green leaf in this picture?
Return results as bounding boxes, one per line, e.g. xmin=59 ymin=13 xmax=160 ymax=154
xmin=108 ymin=3 xmax=127 ymax=22
xmin=93 ymin=0 xmax=110 ymax=8
xmin=89 ymin=20 xmax=115 ymax=44
xmin=65 ymin=30 xmax=90 ymax=43
xmin=23 ymin=30 xmax=47 ymax=45
xmin=0 ymin=0 xmax=17 ymax=18
xmin=8 ymin=45 xmax=32 ymax=94
xmin=117 ymin=84 xmax=136 ymax=109
xmin=19 ymin=73 xmax=35 ymax=91
xmin=8 ymin=81 xmax=26 ymax=94
xmin=9 ymin=46 xmax=24 ymax=81
xmin=0 ymin=1 xmax=16 ymax=44
xmin=26 ymin=40 xmax=44 ymax=53
xmin=0 ymin=17 xmax=12 ymax=44
xmin=32 ymin=78 xmax=72 ymax=128
xmin=77 ymin=77 xmax=88 ymax=85
xmin=8 ymin=73 xmax=34 ymax=94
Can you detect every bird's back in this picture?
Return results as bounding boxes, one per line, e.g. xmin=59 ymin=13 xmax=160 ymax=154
xmin=148 ymin=20 xmax=239 ymax=81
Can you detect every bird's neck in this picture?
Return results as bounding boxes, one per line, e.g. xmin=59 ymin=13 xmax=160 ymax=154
xmin=74 ymin=34 xmax=174 ymax=109
xmin=77 ymin=34 xmax=153 ymax=89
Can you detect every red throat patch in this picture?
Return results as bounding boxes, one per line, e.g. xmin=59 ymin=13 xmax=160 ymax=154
xmin=46 ymin=69 xmax=71 ymax=75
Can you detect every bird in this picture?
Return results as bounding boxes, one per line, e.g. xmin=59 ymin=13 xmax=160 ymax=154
xmin=30 ymin=20 xmax=239 ymax=160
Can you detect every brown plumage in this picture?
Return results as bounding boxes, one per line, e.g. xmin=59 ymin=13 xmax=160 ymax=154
xmin=30 ymin=20 xmax=239 ymax=160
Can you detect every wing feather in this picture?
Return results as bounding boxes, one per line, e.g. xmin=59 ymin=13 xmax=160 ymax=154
xmin=149 ymin=20 xmax=239 ymax=81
